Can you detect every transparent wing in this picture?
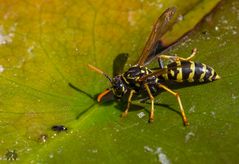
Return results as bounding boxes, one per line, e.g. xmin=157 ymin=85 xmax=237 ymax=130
xmin=138 ymin=68 xmax=169 ymax=82
xmin=138 ymin=65 xmax=181 ymax=82
xmin=137 ymin=7 xmax=176 ymax=66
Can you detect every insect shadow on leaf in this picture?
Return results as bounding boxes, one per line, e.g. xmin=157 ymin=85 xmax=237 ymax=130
xmin=68 ymin=83 xmax=98 ymax=119
xmin=113 ymin=53 xmax=129 ymax=76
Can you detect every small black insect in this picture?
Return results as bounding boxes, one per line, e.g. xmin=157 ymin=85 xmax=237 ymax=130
xmin=51 ymin=125 xmax=68 ymax=132
xmin=89 ymin=7 xmax=220 ymax=126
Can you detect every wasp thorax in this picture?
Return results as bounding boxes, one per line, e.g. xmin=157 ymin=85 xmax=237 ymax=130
xmin=111 ymin=75 xmax=127 ymax=98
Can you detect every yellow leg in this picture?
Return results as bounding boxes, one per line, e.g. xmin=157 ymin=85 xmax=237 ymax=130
xmin=121 ymin=90 xmax=135 ymax=117
xmin=159 ymin=48 xmax=197 ymax=62
xmin=158 ymin=84 xmax=189 ymax=126
xmin=144 ymin=83 xmax=155 ymax=123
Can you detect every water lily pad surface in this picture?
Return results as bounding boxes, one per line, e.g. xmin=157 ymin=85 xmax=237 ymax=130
xmin=0 ymin=0 xmax=238 ymax=163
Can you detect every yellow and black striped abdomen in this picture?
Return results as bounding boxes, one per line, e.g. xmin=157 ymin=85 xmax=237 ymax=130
xmin=162 ymin=61 xmax=220 ymax=83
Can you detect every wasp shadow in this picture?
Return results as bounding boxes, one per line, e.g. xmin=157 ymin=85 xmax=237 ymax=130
xmin=160 ymin=80 xmax=213 ymax=91
xmin=68 ymin=83 xmax=98 ymax=119
xmin=113 ymin=95 xmax=180 ymax=116
xmin=113 ymin=53 xmax=129 ymax=76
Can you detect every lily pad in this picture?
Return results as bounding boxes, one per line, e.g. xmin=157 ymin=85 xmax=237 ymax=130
xmin=0 ymin=0 xmax=238 ymax=163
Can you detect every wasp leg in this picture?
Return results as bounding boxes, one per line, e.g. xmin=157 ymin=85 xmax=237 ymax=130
xmin=144 ymin=83 xmax=155 ymax=123
xmin=158 ymin=84 xmax=189 ymax=126
xmin=158 ymin=58 xmax=164 ymax=69
xmin=121 ymin=90 xmax=136 ymax=117
xmin=159 ymin=48 xmax=197 ymax=62
xmin=176 ymin=48 xmax=197 ymax=61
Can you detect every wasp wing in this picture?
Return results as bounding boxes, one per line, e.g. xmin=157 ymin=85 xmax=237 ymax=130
xmin=137 ymin=7 xmax=176 ymax=66
xmin=138 ymin=65 xmax=181 ymax=82
xmin=138 ymin=68 xmax=169 ymax=82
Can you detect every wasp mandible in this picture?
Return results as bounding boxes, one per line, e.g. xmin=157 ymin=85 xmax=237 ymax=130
xmin=89 ymin=7 xmax=220 ymax=126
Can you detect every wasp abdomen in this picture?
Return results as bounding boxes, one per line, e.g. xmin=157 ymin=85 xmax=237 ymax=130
xmin=162 ymin=61 xmax=220 ymax=83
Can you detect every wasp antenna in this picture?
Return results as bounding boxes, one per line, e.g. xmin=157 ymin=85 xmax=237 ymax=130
xmin=88 ymin=64 xmax=112 ymax=82
xmin=88 ymin=64 xmax=104 ymax=74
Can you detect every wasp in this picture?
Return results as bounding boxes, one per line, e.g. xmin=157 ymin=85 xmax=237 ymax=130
xmin=89 ymin=7 xmax=220 ymax=126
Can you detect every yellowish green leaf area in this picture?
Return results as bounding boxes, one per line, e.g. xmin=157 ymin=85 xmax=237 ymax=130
xmin=0 ymin=0 xmax=238 ymax=163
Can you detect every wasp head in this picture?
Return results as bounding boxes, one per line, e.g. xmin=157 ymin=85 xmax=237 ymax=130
xmin=88 ymin=64 xmax=128 ymax=101
xmin=111 ymin=75 xmax=127 ymax=98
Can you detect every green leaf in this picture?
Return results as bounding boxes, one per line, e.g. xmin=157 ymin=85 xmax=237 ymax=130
xmin=1 ymin=0 xmax=238 ymax=163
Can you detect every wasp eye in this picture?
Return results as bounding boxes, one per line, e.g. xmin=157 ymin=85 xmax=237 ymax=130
xmin=111 ymin=76 xmax=127 ymax=97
